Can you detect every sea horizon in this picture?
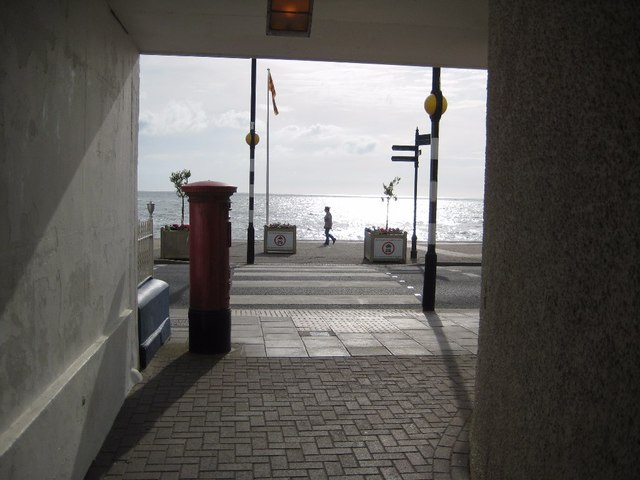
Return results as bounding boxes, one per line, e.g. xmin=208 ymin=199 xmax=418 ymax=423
xmin=139 ymin=190 xmax=484 ymax=202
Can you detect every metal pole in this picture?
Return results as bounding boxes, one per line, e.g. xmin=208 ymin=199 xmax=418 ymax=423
xmin=266 ymin=69 xmax=270 ymax=226
xmin=423 ymin=67 xmax=443 ymax=311
xmin=247 ymin=58 xmax=257 ymax=264
xmin=411 ymin=128 xmax=419 ymax=260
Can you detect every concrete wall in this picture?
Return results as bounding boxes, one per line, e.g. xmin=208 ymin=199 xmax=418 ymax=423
xmin=472 ymin=1 xmax=640 ymax=478
xmin=0 ymin=1 xmax=140 ymax=478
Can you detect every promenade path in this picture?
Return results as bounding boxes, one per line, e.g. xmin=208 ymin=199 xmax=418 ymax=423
xmin=85 ymin=241 xmax=480 ymax=479
xmin=227 ymin=240 xmax=481 ymax=267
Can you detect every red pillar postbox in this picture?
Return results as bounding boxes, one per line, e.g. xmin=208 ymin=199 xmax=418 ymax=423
xmin=181 ymin=180 xmax=237 ymax=354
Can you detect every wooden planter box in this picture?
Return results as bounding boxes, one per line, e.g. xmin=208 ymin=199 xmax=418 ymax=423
xmin=264 ymin=225 xmax=297 ymax=254
xmin=160 ymin=228 xmax=189 ymax=260
xmin=363 ymin=229 xmax=407 ymax=263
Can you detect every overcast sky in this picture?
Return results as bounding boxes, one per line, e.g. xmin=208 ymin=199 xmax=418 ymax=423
xmin=138 ymin=56 xmax=487 ymax=199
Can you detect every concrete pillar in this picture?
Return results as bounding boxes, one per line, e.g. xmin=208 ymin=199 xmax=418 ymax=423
xmin=472 ymin=1 xmax=640 ymax=478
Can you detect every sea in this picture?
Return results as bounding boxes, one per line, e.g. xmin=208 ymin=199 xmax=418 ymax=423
xmin=138 ymin=192 xmax=484 ymax=242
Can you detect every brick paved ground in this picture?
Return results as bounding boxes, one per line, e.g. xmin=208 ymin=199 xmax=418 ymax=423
xmin=85 ymin=339 xmax=475 ymax=479
xmin=91 ymin=258 xmax=480 ymax=479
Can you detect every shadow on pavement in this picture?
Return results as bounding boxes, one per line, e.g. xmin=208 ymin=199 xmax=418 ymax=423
xmin=84 ymin=343 xmax=222 ymax=478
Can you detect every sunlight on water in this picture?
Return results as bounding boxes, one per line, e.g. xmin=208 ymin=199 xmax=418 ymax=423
xmin=138 ymin=192 xmax=483 ymax=242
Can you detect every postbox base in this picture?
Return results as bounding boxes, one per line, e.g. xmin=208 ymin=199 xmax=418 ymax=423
xmin=188 ymin=308 xmax=231 ymax=354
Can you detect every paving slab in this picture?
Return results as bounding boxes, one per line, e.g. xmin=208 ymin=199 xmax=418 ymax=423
xmin=169 ymin=308 xmax=478 ymax=359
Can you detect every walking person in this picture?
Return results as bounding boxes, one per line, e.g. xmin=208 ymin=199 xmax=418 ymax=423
xmin=323 ymin=206 xmax=336 ymax=245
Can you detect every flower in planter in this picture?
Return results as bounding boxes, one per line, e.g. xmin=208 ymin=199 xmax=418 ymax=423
xmin=266 ymin=222 xmax=296 ymax=229
xmin=366 ymin=226 xmax=406 ymax=234
xmin=163 ymin=224 xmax=190 ymax=231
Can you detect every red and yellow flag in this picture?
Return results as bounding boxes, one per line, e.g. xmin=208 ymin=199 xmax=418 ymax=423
xmin=268 ymin=71 xmax=279 ymax=115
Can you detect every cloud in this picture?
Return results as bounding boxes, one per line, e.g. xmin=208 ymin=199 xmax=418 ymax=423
xmin=210 ymin=109 xmax=249 ymax=129
xmin=344 ymin=137 xmax=377 ymax=155
xmin=274 ymin=124 xmax=376 ymax=155
xmin=284 ymin=123 xmax=343 ymax=138
xmin=139 ymin=100 xmax=208 ymax=136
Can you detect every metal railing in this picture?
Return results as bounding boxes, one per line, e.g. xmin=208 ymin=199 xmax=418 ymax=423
xmin=137 ymin=217 xmax=154 ymax=285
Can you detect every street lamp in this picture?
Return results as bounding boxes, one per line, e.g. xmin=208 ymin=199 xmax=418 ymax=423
xmin=422 ymin=67 xmax=447 ymax=312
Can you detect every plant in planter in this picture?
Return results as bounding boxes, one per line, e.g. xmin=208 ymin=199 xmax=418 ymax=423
xmin=160 ymin=169 xmax=191 ymax=259
xmin=170 ymin=169 xmax=191 ymax=227
xmin=266 ymin=222 xmax=296 ymax=229
xmin=264 ymin=222 xmax=297 ymax=254
xmin=364 ymin=177 xmax=407 ymax=263
xmin=381 ymin=176 xmax=401 ymax=229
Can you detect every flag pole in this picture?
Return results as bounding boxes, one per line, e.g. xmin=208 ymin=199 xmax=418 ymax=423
xmin=266 ymin=70 xmax=279 ymax=226
xmin=266 ymin=69 xmax=271 ymax=226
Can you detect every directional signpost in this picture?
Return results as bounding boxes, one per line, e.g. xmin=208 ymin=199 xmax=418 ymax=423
xmin=391 ymin=128 xmax=430 ymax=259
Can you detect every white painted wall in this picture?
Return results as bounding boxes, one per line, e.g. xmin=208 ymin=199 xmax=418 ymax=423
xmin=0 ymin=1 xmax=140 ymax=477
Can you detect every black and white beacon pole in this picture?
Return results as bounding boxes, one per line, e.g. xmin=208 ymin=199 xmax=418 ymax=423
xmin=422 ymin=67 xmax=447 ymax=312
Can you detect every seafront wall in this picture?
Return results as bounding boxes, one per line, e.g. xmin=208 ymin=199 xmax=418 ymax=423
xmin=0 ymin=1 xmax=140 ymax=477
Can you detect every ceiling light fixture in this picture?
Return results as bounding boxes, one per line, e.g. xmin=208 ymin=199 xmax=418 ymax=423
xmin=267 ymin=0 xmax=314 ymax=37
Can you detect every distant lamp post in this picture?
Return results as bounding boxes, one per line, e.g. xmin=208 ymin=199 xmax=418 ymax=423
xmin=422 ymin=67 xmax=447 ymax=312
xmin=146 ymin=201 xmax=155 ymax=217
xmin=267 ymin=0 xmax=314 ymax=37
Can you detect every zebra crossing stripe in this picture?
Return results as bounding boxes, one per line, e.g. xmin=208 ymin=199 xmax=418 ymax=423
xmin=230 ymin=264 xmax=421 ymax=308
